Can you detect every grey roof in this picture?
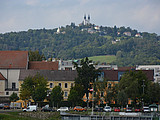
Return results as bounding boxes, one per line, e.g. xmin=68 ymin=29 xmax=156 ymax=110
xmin=19 ymin=70 xmax=77 ymax=81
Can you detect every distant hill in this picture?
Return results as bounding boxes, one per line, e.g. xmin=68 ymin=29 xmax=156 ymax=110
xmin=0 ymin=23 xmax=160 ymax=66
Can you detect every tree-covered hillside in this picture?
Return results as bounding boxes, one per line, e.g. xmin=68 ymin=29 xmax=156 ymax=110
xmin=0 ymin=23 xmax=160 ymax=66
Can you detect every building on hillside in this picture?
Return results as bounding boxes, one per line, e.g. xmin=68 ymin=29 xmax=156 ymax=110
xmin=135 ymin=33 xmax=142 ymax=37
xmin=0 ymin=51 xmax=29 ymax=103
xmin=56 ymin=27 xmax=60 ymax=34
xmin=19 ymin=70 xmax=77 ymax=100
xmin=136 ymin=65 xmax=160 ymax=84
xmin=79 ymin=14 xmax=91 ymax=26
xmin=123 ymin=32 xmax=131 ymax=36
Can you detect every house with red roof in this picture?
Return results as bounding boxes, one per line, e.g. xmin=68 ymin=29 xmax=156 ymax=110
xmin=0 ymin=51 xmax=29 ymax=102
xmin=0 ymin=51 xmax=59 ymax=103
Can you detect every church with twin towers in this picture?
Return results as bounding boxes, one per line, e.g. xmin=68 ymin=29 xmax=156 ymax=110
xmin=82 ymin=14 xmax=91 ymax=25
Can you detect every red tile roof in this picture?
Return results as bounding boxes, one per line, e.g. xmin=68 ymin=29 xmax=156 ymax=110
xmin=104 ymin=70 xmax=118 ymax=81
xmin=103 ymin=70 xmax=154 ymax=81
xmin=118 ymin=67 xmax=135 ymax=70
xmin=0 ymin=72 xmax=6 ymax=80
xmin=0 ymin=51 xmax=28 ymax=69
xmin=29 ymin=61 xmax=59 ymax=70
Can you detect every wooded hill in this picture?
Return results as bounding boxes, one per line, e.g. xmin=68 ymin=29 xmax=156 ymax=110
xmin=0 ymin=23 xmax=160 ymax=66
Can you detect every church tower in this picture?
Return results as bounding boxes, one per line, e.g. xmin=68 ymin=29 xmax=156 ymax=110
xmin=83 ymin=14 xmax=90 ymax=25
xmin=88 ymin=14 xmax=90 ymax=23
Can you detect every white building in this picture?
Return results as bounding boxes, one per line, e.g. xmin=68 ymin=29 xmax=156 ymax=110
xmin=58 ymin=59 xmax=118 ymax=71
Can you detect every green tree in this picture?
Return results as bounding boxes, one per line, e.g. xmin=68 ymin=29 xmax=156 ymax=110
xmin=117 ymin=90 xmax=128 ymax=108
xmin=68 ymin=84 xmax=85 ymax=107
xmin=118 ymin=70 xmax=151 ymax=106
xmin=50 ymin=86 xmax=63 ymax=108
xmin=94 ymin=79 xmax=107 ymax=105
xmin=10 ymin=92 xmax=19 ymax=102
xmin=20 ymin=73 xmax=48 ymax=106
xmin=148 ymin=83 xmax=160 ymax=104
xmin=32 ymin=74 xmax=48 ymax=105
xmin=73 ymin=57 xmax=99 ymax=107
xmin=20 ymin=76 xmax=33 ymax=100
xmin=105 ymin=84 xmax=118 ymax=105
xmin=29 ymin=50 xmax=46 ymax=61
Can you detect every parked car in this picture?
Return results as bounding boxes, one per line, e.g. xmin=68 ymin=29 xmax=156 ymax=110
xmin=57 ymin=107 xmax=69 ymax=112
xmin=103 ymin=106 xmax=111 ymax=112
xmin=134 ymin=108 xmax=141 ymax=112
xmin=0 ymin=104 xmax=4 ymax=109
xmin=41 ymin=107 xmax=55 ymax=112
xmin=114 ymin=107 xmax=120 ymax=112
xmin=3 ymin=103 xmax=10 ymax=110
xmin=73 ymin=106 xmax=87 ymax=112
xmin=126 ymin=107 xmax=132 ymax=112
xmin=143 ymin=106 xmax=150 ymax=112
xmin=93 ymin=107 xmax=103 ymax=112
xmin=23 ymin=105 xmax=37 ymax=112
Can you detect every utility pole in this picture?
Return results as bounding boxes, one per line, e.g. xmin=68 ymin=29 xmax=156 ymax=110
xmin=91 ymin=84 xmax=94 ymax=115
xmin=142 ymin=80 xmax=145 ymax=107
xmin=142 ymin=80 xmax=145 ymax=94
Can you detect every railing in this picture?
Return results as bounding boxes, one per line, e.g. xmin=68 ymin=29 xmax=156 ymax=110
xmin=61 ymin=112 xmax=160 ymax=120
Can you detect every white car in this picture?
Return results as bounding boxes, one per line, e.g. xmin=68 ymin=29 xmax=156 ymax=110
xmin=103 ymin=106 xmax=111 ymax=112
xmin=143 ymin=106 xmax=150 ymax=112
xmin=23 ymin=105 xmax=37 ymax=112
xmin=57 ymin=107 xmax=69 ymax=112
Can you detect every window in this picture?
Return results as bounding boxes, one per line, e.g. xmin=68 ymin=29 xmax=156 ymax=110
xmin=6 ymin=92 xmax=9 ymax=95
xmin=98 ymin=72 xmax=104 ymax=81
xmin=50 ymin=83 xmax=53 ymax=88
xmin=94 ymin=92 xmax=96 ymax=97
xmin=59 ymin=83 xmax=61 ymax=87
xmin=71 ymin=83 xmax=73 ymax=87
xmin=65 ymin=67 xmax=72 ymax=70
xmin=64 ymin=92 xmax=68 ymax=97
xmin=101 ymin=91 xmax=104 ymax=97
xmin=12 ymin=83 xmax=16 ymax=89
xmin=65 ymin=83 xmax=68 ymax=88
xmin=108 ymin=83 xmax=111 ymax=89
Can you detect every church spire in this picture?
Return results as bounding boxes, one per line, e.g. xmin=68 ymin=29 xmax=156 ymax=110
xmin=84 ymin=14 xmax=86 ymax=20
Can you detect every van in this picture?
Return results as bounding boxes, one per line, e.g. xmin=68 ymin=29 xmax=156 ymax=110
xmin=23 ymin=105 xmax=37 ymax=112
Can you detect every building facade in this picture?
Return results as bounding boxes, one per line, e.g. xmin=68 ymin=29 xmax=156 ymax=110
xmin=0 ymin=51 xmax=29 ymax=102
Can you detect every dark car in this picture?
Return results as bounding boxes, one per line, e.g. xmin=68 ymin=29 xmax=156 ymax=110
xmin=93 ymin=107 xmax=103 ymax=112
xmin=41 ymin=107 xmax=55 ymax=112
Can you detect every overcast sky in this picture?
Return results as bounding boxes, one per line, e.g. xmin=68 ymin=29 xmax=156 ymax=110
xmin=0 ymin=0 xmax=160 ymax=35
